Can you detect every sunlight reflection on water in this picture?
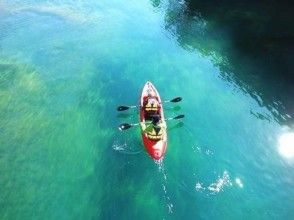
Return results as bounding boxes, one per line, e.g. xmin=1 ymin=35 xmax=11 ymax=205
xmin=278 ymin=132 xmax=294 ymax=159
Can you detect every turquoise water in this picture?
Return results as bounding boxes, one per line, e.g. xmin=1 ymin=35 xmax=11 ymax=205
xmin=0 ymin=0 xmax=293 ymax=219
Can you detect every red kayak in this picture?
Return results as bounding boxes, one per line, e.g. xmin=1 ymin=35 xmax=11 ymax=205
xmin=140 ymin=81 xmax=167 ymax=160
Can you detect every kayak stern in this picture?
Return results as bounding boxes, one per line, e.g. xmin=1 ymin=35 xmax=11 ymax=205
xmin=142 ymin=135 xmax=167 ymax=160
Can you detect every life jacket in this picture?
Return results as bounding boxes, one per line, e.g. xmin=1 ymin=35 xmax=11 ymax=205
xmin=147 ymin=126 xmax=163 ymax=140
xmin=145 ymin=98 xmax=159 ymax=112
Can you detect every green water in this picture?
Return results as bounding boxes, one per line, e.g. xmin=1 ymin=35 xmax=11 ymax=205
xmin=0 ymin=0 xmax=293 ymax=219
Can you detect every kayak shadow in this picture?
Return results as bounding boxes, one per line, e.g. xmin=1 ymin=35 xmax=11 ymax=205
xmin=116 ymin=113 xmax=134 ymax=119
xmin=165 ymin=105 xmax=181 ymax=112
xmin=168 ymin=121 xmax=184 ymax=132
xmin=173 ymin=105 xmax=182 ymax=111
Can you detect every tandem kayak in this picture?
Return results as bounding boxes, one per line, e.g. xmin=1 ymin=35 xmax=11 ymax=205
xmin=140 ymin=81 xmax=167 ymax=160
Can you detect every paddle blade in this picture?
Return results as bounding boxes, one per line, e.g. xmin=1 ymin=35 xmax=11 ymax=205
xmin=118 ymin=123 xmax=132 ymax=131
xmin=117 ymin=106 xmax=130 ymax=111
xmin=174 ymin=114 xmax=185 ymax=120
xmin=170 ymin=97 xmax=182 ymax=103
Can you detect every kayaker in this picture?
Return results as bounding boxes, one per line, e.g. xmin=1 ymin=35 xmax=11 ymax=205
xmin=140 ymin=115 xmax=166 ymax=140
xmin=145 ymin=97 xmax=159 ymax=111
xmin=143 ymin=91 xmax=161 ymax=119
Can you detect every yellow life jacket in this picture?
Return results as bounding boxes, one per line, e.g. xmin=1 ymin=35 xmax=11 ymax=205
xmin=147 ymin=126 xmax=163 ymax=140
xmin=145 ymin=99 xmax=159 ymax=112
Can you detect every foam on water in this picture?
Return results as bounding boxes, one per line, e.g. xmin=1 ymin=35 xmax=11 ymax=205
xmin=195 ymin=171 xmax=245 ymax=194
xmin=112 ymin=140 xmax=142 ymax=155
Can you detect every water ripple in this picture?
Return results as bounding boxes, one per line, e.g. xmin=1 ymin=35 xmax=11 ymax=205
xmin=195 ymin=171 xmax=244 ymax=195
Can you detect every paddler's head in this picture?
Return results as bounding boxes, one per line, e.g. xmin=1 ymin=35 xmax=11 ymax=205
xmin=149 ymin=98 xmax=157 ymax=106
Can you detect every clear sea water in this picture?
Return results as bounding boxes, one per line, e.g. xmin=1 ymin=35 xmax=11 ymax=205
xmin=0 ymin=0 xmax=293 ymax=219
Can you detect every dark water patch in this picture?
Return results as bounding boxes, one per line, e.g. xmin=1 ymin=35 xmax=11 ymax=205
xmin=153 ymin=0 xmax=294 ymax=125
xmin=151 ymin=0 xmax=162 ymax=8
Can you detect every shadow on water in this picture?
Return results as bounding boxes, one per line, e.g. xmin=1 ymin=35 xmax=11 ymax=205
xmin=168 ymin=121 xmax=184 ymax=132
xmin=165 ymin=105 xmax=182 ymax=112
xmin=116 ymin=112 xmax=135 ymax=119
xmin=152 ymin=0 xmax=294 ymax=126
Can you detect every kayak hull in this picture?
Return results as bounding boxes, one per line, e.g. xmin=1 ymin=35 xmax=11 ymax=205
xmin=140 ymin=81 xmax=167 ymax=160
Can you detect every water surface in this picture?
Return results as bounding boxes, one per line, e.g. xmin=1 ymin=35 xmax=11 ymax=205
xmin=0 ymin=0 xmax=293 ymax=219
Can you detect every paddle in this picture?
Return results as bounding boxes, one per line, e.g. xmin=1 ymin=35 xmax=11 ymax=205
xmin=118 ymin=122 xmax=140 ymax=131
xmin=117 ymin=105 xmax=137 ymax=111
xmin=117 ymin=97 xmax=182 ymax=111
xmin=118 ymin=114 xmax=185 ymax=131
xmin=163 ymin=97 xmax=182 ymax=103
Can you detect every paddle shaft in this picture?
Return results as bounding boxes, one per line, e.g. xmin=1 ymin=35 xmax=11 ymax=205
xmin=117 ymin=97 xmax=182 ymax=111
xmin=118 ymin=114 xmax=184 ymax=130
